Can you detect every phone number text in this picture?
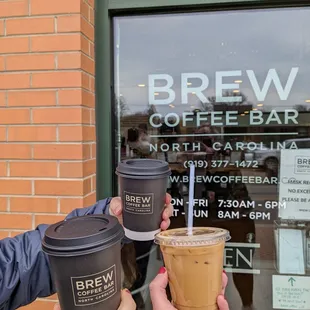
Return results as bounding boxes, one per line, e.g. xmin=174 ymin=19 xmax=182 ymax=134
xmin=183 ymin=160 xmax=258 ymax=169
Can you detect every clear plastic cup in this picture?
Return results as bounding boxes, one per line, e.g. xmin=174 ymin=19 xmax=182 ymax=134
xmin=155 ymin=227 xmax=231 ymax=310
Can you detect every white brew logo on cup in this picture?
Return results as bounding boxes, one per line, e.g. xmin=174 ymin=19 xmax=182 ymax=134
xmin=71 ymin=265 xmax=117 ymax=306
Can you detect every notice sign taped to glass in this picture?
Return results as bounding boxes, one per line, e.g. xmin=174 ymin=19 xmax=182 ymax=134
xmin=279 ymin=149 xmax=310 ymax=220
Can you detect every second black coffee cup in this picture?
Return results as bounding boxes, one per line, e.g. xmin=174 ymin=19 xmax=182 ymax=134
xmin=42 ymin=214 xmax=124 ymax=310
xmin=116 ymin=159 xmax=171 ymax=241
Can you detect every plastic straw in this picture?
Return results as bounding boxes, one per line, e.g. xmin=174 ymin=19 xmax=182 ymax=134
xmin=188 ymin=164 xmax=195 ymax=235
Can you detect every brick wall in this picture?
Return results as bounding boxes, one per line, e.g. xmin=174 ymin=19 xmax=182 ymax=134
xmin=0 ymin=0 xmax=96 ymax=309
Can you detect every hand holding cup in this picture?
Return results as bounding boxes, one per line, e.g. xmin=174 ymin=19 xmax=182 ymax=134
xmin=149 ymin=268 xmax=230 ymax=310
xmin=109 ymin=193 xmax=173 ymax=231
xmin=53 ymin=289 xmax=136 ymax=310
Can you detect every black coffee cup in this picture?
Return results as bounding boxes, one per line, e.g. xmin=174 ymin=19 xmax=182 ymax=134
xmin=116 ymin=159 xmax=171 ymax=241
xmin=42 ymin=215 xmax=124 ymax=310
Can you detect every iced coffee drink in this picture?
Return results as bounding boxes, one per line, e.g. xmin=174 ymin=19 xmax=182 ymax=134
xmin=155 ymin=227 xmax=230 ymax=310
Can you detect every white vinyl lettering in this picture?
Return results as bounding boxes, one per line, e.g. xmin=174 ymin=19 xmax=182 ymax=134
xmin=216 ymin=70 xmax=242 ymax=103
xmin=247 ymin=67 xmax=299 ymax=101
xmin=148 ymin=74 xmax=175 ymax=105
xmin=181 ymin=73 xmax=209 ymax=104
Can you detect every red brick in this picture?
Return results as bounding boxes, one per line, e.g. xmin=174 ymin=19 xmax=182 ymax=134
xmin=0 ymin=214 xmax=32 ymax=229
xmin=82 ymin=90 xmax=94 ymax=107
xmin=58 ymin=126 xmax=82 ymax=141
xmin=89 ymin=7 xmax=94 ymax=25
xmin=87 ymin=0 xmax=95 ymax=8
xmin=0 ymin=56 xmax=4 ymax=71
xmin=0 ymin=162 xmax=6 ymax=176
xmin=90 ymin=109 xmax=95 ymax=125
xmin=0 ymin=108 xmax=30 ymax=124
xmin=60 ymin=197 xmax=83 ymax=213
xmin=84 ymin=191 xmax=96 ymax=205
xmin=59 ymin=160 xmax=95 ymax=178
xmin=0 ymin=37 xmax=29 ymax=54
xmin=6 ymin=54 xmax=55 ymax=71
xmin=57 ymin=15 xmax=80 ymax=32
xmin=0 ymin=231 xmax=9 ymax=239
xmin=0 ymin=20 xmax=4 ymax=36
xmin=84 ymin=143 xmax=92 ymax=159
xmin=84 ymin=177 xmax=91 ymax=193
xmin=10 ymin=231 xmax=27 ymax=238
xmin=0 ymin=197 xmax=7 ymax=211
xmin=90 ymin=76 xmax=95 ymax=92
xmin=90 ymin=42 xmax=94 ymax=59
xmin=82 ymin=108 xmax=90 ymax=124
xmin=92 ymin=175 xmax=96 ymax=191
xmin=58 ymin=52 xmax=81 ymax=69
xmin=91 ymin=143 xmax=96 ymax=158
xmin=35 ymin=180 xmax=85 ymax=196
xmin=59 ymin=161 xmax=83 ymax=178
xmin=6 ymin=17 xmax=54 ymax=35
xmin=58 ymin=89 xmax=82 ymax=106
xmin=32 ymin=71 xmax=81 ymax=88
xmin=0 ymin=127 xmax=6 ymax=142
xmin=59 ymin=192 xmax=96 ymax=214
xmin=0 ymin=0 xmax=28 ymax=18
xmin=84 ymin=159 xmax=95 ymax=176
xmin=84 ymin=125 xmax=95 ymax=140
xmin=0 ymin=180 xmax=31 ymax=195
xmin=31 ymin=0 xmax=81 ymax=15
xmin=81 ymin=1 xmax=89 ymax=20
xmin=0 ymin=73 xmax=30 ymax=89
xmin=0 ymin=144 xmax=31 ymax=159
xmin=31 ymin=34 xmax=80 ymax=52
xmin=8 ymin=90 xmax=56 ymax=107
xmin=82 ymin=72 xmax=90 ymax=90
xmin=33 ymin=107 xmax=83 ymax=124
xmin=0 ymin=92 xmax=5 ymax=106
xmin=35 ymin=215 xmax=66 ymax=228
xmin=59 ymin=125 xmax=95 ymax=141
xmin=33 ymin=144 xmax=84 ymax=160
xmin=81 ymin=35 xmax=89 ymax=55
xmin=9 ymin=126 xmax=56 ymax=142
xmin=81 ymin=54 xmax=94 ymax=75
xmin=11 ymin=197 xmax=57 ymax=213
xmin=81 ymin=17 xmax=94 ymax=41
xmin=10 ymin=161 xmax=57 ymax=177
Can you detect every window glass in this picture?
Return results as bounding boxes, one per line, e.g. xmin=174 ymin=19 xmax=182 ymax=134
xmin=114 ymin=7 xmax=310 ymax=310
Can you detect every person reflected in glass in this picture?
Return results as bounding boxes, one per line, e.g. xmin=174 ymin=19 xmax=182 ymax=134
xmin=127 ymin=123 xmax=153 ymax=159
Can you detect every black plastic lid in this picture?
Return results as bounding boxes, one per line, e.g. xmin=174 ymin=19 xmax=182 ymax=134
xmin=42 ymin=215 xmax=124 ymax=257
xmin=116 ymin=159 xmax=171 ymax=178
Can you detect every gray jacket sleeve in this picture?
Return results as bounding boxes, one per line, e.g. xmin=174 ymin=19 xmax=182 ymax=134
xmin=0 ymin=198 xmax=112 ymax=310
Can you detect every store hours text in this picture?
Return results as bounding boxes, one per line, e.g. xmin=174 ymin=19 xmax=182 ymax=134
xmin=171 ymin=199 xmax=286 ymax=221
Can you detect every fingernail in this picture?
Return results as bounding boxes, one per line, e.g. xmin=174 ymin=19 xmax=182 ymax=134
xmin=125 ymin=289 xmax=131 ymax=294
xmin=159 ymin=267 xmax=166 ymax=274
xmin=114 ymin=206 xmax=122 ymax=215
xmin=220 ymin=294 xmax=226 ymax=300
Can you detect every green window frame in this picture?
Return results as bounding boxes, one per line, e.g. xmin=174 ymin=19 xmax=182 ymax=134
xmin=95 ymin=0 xmax=310 ymax=200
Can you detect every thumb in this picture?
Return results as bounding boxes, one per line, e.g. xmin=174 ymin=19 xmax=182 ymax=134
xmin=109 ymin=197 xmax=123 ymax=225
xmin=53 ymin=304 xmax=61 ymax=310
xmin=149 ymin=268 xmax=176 ymax=310
xmin=217 ymin=295 xmax=230 ymax=310
xmin=118 ymin=289 xmax=136 ymax=310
